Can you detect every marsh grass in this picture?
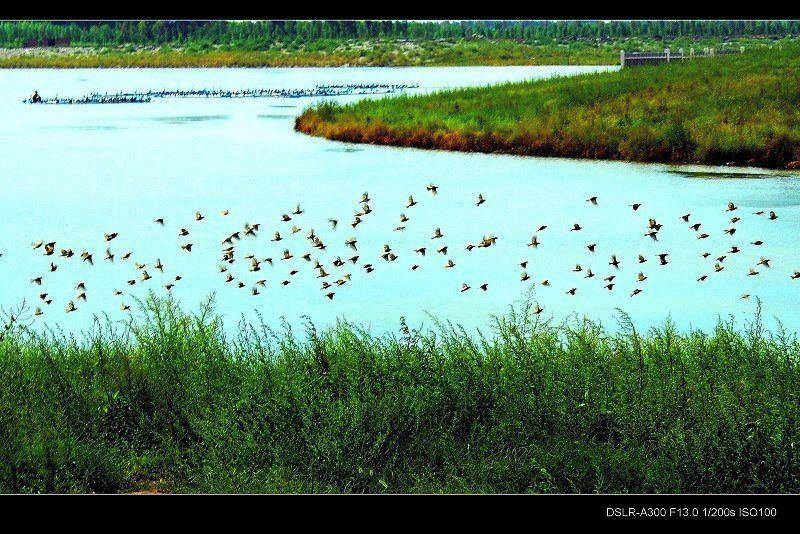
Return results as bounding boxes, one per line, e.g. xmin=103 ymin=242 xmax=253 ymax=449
xmin=1 ymin=294 xmax=798 ymax=493
xmin=296 ymin=46 xmax=800 ymax=169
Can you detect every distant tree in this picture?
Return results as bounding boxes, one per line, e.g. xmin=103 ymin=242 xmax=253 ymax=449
xmin=0 ymin=20 xmax=796 ymax=48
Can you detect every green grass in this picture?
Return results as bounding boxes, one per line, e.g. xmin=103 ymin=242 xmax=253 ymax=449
xmin=0 ymin=37 xmax=772 ymax=68
xmin=296 ymin=46 xmax=800 ymax=169
xmin=1 ymin=294 xmax=798 ymax=493
xmin=0 ymin=41 xmax=612 ymax=69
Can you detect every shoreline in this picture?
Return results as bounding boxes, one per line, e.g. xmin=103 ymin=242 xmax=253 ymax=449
xmin=295 ymin=115 xmax=799 ymax=171
xmin=296 ymin=121 xmax=800 ymax=174
xmin=0 ymin=59 xmax=618 ymax=69
xmin=0 ymin=63 xmax=619 ymax=70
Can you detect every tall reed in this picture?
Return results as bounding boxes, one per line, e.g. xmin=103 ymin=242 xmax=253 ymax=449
xmin=1 ymin=295 xmax=798 ymax=493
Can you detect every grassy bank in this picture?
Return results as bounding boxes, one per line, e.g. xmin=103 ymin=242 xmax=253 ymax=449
xmin=0 ymin=41 xmax=619 ymax=68
xmin=0 ymin=38 xmax=772 ymax=69
xmin=1 ymin=296 xmax=798 ymax=493
xmin=296 ymin=46 xmax=800 ymax=169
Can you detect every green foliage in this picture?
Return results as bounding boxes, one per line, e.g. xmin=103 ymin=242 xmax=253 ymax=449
xmin=1 ymin=295 xmax=798 ymax=493
xmin=2 ymin=20 xmax=800 ymax=48
xmin=296 ymin=46 xmax=800 ymax=168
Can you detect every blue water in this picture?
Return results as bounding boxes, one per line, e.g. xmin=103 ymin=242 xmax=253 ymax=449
xmin=1 ymin=66 xmax=799 ymax=335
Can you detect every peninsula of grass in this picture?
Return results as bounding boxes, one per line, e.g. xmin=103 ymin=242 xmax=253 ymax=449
xmin=296 ymin=47 xmax=800 ymax=169
xmin=1 ymin=295 xmax=798 ymax=493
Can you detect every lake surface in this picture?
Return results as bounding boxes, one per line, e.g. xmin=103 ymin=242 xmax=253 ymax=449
xmin=1 ymin=65 xmax=799 ymax=336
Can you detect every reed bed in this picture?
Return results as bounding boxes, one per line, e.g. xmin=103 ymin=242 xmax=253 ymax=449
xmin=296 ymin=46 xmax=800 ymax=169
xmin=0 ymin=295 xmax=798 ymax=493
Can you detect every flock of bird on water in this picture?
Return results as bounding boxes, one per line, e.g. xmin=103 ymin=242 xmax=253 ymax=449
xmin=0 ymin=184 xmax=792 ymax=329
xmin=26 ymin=83 xmax=420 ymax=105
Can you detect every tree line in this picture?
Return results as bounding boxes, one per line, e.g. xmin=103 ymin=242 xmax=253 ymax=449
xmin=2 ymin=20 xmax=799 ymax=48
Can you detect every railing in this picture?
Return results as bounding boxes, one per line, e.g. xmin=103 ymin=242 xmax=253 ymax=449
xmin=620 ymin=47 xmax=744 ymax=67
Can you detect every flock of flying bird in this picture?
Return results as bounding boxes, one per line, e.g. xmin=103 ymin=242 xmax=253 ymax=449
xmin=555 ymin=198 xmax=786 ymax=304
xmin=1 ymin=183 xmax=794 ymax=326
